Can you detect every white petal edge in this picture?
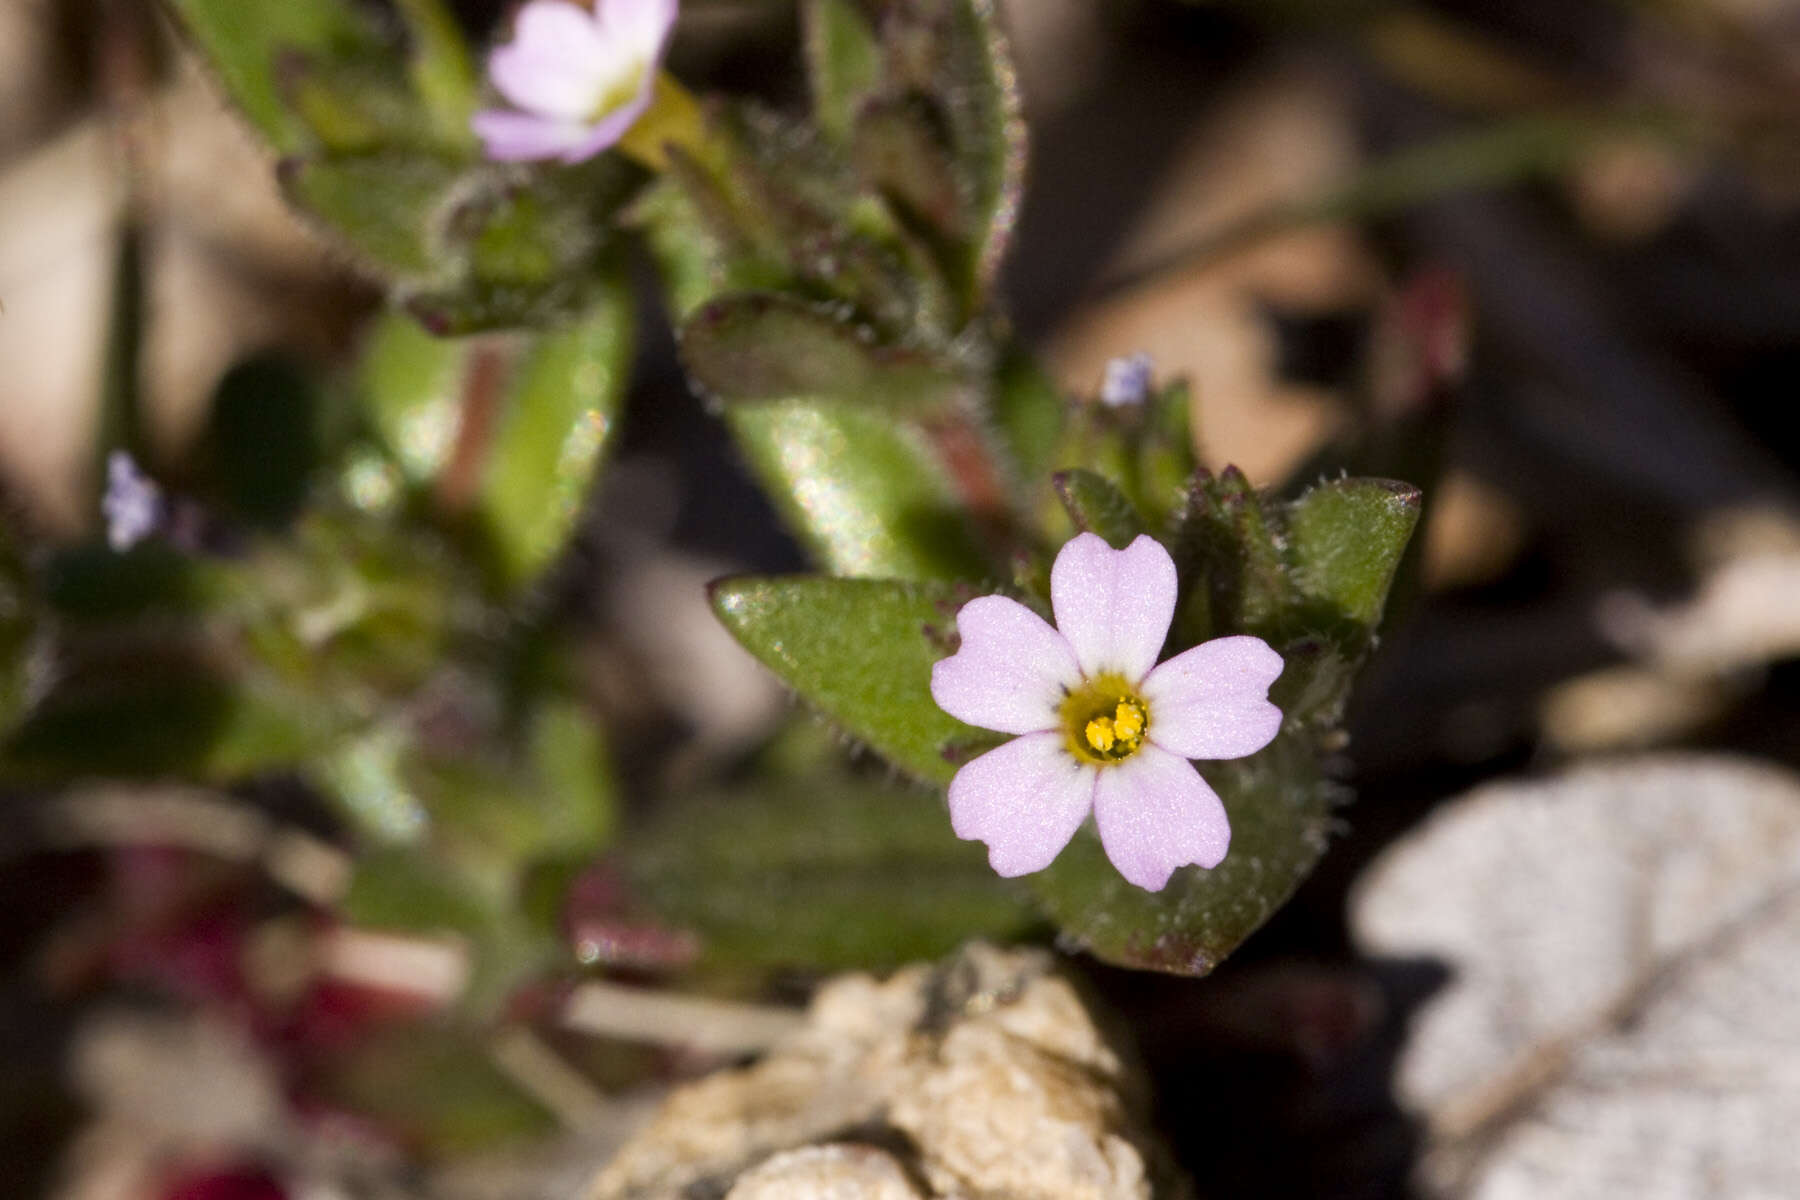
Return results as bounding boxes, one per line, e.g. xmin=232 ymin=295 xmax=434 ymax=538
xmin=1050 ymin=533 xmax=1178 ymax=683
xmin=947 ymin=732 xmax=1096 ymax=878
xmin=1093 ymin=745 xmax=1230 ymax=891
xmin=931 ymin=595 xmax=1080 ymax=735
xmin=1140 ymin=635 xmax=1284 ymax=760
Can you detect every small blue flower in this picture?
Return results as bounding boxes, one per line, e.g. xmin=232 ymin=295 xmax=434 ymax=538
xmin=1099 ymin=352 xmax=1154 ymax=408
xmin=101 ymin=451 xmax=163 ymax=552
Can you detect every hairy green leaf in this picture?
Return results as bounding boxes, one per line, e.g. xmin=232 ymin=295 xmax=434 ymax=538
xmin=711 ymin=575 xmax=991 ymax=784
xmin=726 ymin=401 xmax=990 ymax=579
xmin=1053 ymin=468 xmax=1145 ymax=549
xmin=476 ymin=284 xmax=634 ymax=588
xmin=805 ymin=0 xmax=883 ymax=144
xmin=630 ymin=769 xmax=1039 ymax=969
xmin=165 ymin=0 xmax=381 ymax=152
xmin=1026 ymin=734 xmax=1338 ymax=974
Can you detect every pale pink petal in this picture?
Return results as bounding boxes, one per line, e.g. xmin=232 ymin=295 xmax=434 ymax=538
xmin=947 ymin=732 xmax=1096 ymax=877
xmin=1050 ymin=533 xmax=1178 ymax=683
xmin=557 ymin=80 xmax=654 ymax=161
xmin=489 ymin=3 xmax=615 ymax=117
xmin=931 ymin=596 xmax=1080 ymax=735
xmin=1140 ymin=635 xmax=1283 ymax=760
xmin=1093 ymin=746 xmax=1230 ymax=890
xmin=595 ymin=0 xmax=679 ymax=51
xmin=472 ymin=109 xmax=595 ymax=160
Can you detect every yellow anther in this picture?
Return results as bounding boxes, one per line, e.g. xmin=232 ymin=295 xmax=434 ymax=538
xmin=1112 ymin=702 xmax=1144 ymax=742
xmin=1085 ymin=717 xmax=1116 ymax=752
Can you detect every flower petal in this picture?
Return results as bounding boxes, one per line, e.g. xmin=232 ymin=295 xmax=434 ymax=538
xmin=472 ymin=109 xmax=595 ymax=161
xmin=595 ymin=0 xmax=679 ymax=50
xmin=488 ymin=2 xmax=617 ymax=118
xmin=931 ymin=595 xmax=1080 ymax=735
xmin=1140 ymin=635 xmax=1283 ymax=760
xmin=557 ymin=78 xmax=655 ymax=161
xmin=1050 ymin=533 xmax=1178 ymax=682
xmin=1093 ymin=745 xmax=1230 ymax=890
xmin=948 ymin=732 xmax=1096 ymax=877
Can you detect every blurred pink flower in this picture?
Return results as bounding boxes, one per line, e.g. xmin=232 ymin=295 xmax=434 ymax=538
xmin=931 ymin=533 xmax=1283 ymax=891
xmin=472 ymin=0 xmax=678 ymax=163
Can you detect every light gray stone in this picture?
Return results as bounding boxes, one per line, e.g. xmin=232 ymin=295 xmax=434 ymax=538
xmin=584 ymin=944 xmax=1185 ymax=1200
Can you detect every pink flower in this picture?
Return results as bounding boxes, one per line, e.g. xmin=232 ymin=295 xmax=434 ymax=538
xmin=930 ymin=533 xmax=1283 ymax=891
xmin=472 ymin=0 xmax=678 ymax=163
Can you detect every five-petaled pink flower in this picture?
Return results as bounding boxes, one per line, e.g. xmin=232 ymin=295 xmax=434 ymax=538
xmin=472 ymin=0 xmax=678 ymax=163
xmin=931 ymin=533 xmax=1284 ymax=891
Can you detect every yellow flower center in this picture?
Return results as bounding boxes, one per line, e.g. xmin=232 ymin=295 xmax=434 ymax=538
xmin=1060 ymin=673 xmax=1150 ymax=765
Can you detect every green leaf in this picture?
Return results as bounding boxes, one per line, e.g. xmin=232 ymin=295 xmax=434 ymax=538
xmin=991 ymin=347 xmax=1066 ymax=488
xmin=1053 ymin=469 xmax=1145 ymax=549
xmin=44 ymin=545 xmax=241 ymax=626
xmin=202 ymin=353 xmax=321 ymax=529
xmin=311 ymin=1026 xmax=553 ymax=1153
xmin=726 ymin=401 xmax=991 ymax=579
xmin=711 ymin=576 xmax=989 ymax=784
xmin=681 ymin=296 xmax=994 ymax=580
xmin=390 ymin=0 xmax=478 ymax=144
xmin=316 ymin=725 xmax=432 ymax=844
xmin=879 ymin=0 xmax=1027 ymax=304
xmin=629 ymin=769 xmax=1041 ymax=970
xmin=680 ymin=293 xmax=965 ymax=415
xmin=1026 ymin=734 xmax=1337 ymax=974
xmin=342 ymin=845 xmax=495 ymax=936
xmin=805 ymin=0 xmax=883 ymax=144
xmin=0 ymin=664 xmax=328 ymax=783
xmin=1136 ymin=379 xmax=1198 ymax=526
xmin=358 ymin=308 xmax=466 ymax=485
xmin=280 ymin=153 xmax=462 ymax=278
xmin=524 ymin=699 xmax=616 ymax=852
xmin=165 ymin=0 xmax=381 ymax=153
xmin=279 ymin=51 xmax=439 ymax=155
xmin=475 ymin=285 xmax=634 ymax=589
xmin=853 ymin=96 xmax=965 ymax=240
xmin=1284 ymin=477 xmax=1423 ymax=640
xmin=1174 ymin=467 xmax=1290 ymax=644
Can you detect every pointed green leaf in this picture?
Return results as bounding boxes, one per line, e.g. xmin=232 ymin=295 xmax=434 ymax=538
xmin=805 ymin=0 xmax=882 ymax=144
xmin=711 ymin=576 xmax=990 ymax=784
xmin=165 ymin=0 xmax=381 ymax=153
xmin=280 ymin=153 xmax=462 ymax=278
xmin=1285 ymin=477 xmax=1422 ymax=637
xmin=1174 ymin=466 xmax=1290 ymax=644
xmin=629 ymin=770 xmax=1040 ymax=970
xmin=1053 ymin=469 xmax=1145 ymax=549
xmin=1026 ymin=733 xmax=1336 ymax=975
xmin=726 ymin=401 xmax=990 ymax=579
xmin=476 ymin=284 xmax=634 ymax=588
xmin=882 ymin=0 xmax=1027 ymax=302
xmin=681 ymin=293 xmax=964 ymax=415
